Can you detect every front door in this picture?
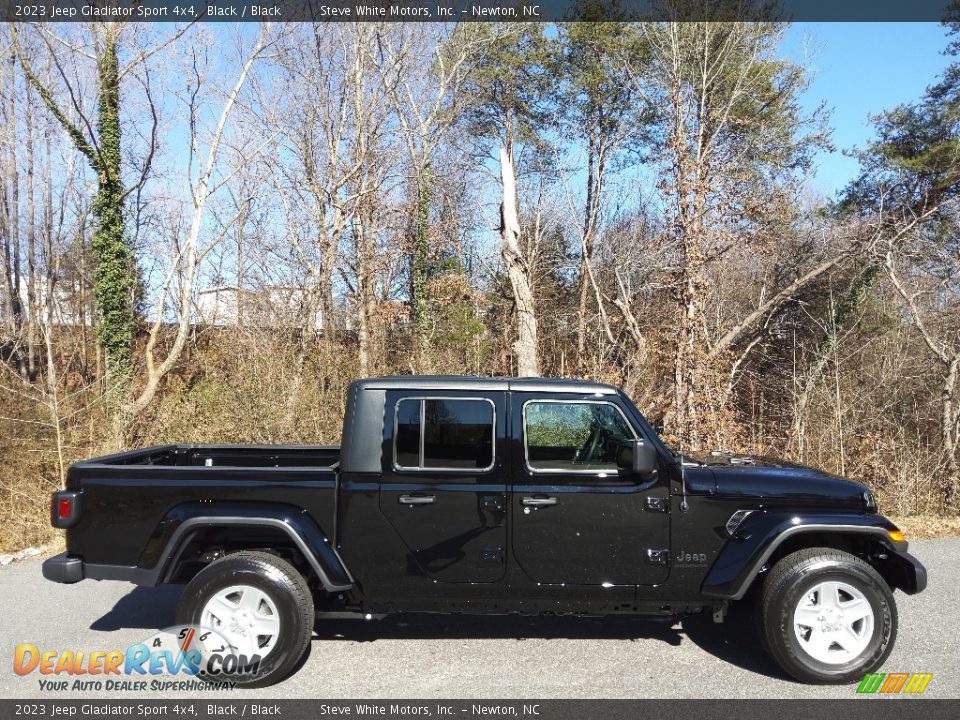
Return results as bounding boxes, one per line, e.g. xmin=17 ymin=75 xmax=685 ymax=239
xmin=379 ymin=391 xmax=507 ymax=583
xmin=511 ymin=395 xmax=670 ymax=586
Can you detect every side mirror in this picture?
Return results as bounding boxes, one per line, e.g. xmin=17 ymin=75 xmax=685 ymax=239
xmin=632 ymin=438 xmax=658 ymax=477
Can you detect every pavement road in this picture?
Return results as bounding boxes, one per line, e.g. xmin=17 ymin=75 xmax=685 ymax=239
xmin=0 ymin=539 xmax=956 ymax=699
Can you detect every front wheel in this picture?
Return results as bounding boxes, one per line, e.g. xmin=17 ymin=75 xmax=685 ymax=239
xmin=759 ymin=547 xmax=897 ymax=684
xmin=175 ymin=551 xmax=314 ymax=687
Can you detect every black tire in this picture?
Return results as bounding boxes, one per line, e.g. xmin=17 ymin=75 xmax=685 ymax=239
xmin=759 ymin=547 xmax=897 ymax=684
xmin=175 ymin=551 xmax=314 ymax=688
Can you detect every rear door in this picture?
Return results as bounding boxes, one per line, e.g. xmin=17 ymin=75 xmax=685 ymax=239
xmin=510 ymin=394 xmax=670 ymax=586
xmin=378 ymin=391 xmax=507 ymax=583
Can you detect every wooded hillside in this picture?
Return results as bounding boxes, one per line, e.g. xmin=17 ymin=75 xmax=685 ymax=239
xmin=2 ymin=20 xmax=959 ymax=551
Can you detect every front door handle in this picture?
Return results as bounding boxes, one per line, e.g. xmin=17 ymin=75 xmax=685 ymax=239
xmin=521 ymin=496 xmax=557 ymax=507
xmin=399 ymin=494 xmax=436 ymax=506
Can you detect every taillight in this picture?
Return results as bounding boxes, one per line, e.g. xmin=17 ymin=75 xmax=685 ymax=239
xmin=51 ymin=490 xmax=81 ymax=528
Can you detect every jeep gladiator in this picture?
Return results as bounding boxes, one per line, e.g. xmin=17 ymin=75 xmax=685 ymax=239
xmin=42 ymin=376 xmax=927 ymax=686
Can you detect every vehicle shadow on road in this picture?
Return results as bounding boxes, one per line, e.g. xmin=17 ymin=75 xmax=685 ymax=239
xmin=90 ymin=585 xmax=789 ymax=682
xmin=90 ymin=585 xmax=183 ymax=631
xmin=681 ymin=604 xmax=791 ymax=681
xmin=314 ymin=606 xmax=789 ymax=681
xmin=315 ymin=613 xmax=685 ymax=644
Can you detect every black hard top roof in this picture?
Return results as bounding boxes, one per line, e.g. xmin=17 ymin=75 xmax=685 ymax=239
xmin=352 ymin=375 xmax=620 ymax=395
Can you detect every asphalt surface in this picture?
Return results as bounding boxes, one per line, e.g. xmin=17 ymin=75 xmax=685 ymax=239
xmin=0 ymin=538 xmax=956 ymax=699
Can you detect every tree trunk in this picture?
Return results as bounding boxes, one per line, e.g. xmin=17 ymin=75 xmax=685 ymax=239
xmin=2 ymin=45 xmax=25 ymax=368
xmin=499 ymin=145 xmax=539 ymax=377
xmin=91 ymin=27 xmax=137 ymax=385
xmin=576 ymin=132 xmax=608 ymax=373
xmin=790 ymin=263 xmax=881 ymax=454
xmin=17 ymin=24 xmax=138 ymax=387
xmin=122 ymin=25 xmax=268 ymax=421
xmin=355 ymin=213 xmax=374 ymax=377
xmin=409 ymin=166 xmax=431 ymax=363
xmin=25 ymin=87 xmax=38 ymax=380
xmin=576 ymin=134 xmax=597 ymax=367
xmin=943 ymin=356 xmax=960 ymax=509
xmin=667 ymin=59 xmax=711 ymax=450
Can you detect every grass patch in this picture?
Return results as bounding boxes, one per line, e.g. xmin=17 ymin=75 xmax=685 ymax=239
xmin=889 ymin=515 xmax=960 ymax=540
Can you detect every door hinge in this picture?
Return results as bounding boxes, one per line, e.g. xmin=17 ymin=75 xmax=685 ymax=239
xmin=646 ymin=548 xmax=669 ymax=565
xmin=645 ymin=496 xmax=668 ymax=512
xmin=481 ymin=495 xmax=504 ymax=512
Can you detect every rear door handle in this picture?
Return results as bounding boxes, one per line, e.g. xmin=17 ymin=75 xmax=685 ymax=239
xmin=399 ymin=494 xmax=436 ymax=506
xmin=521 ymin=496 xmax=557 ymax=507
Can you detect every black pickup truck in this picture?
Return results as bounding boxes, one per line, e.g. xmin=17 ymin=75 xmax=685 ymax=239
xmin=43 ymin=376 xmax=926 ymax=686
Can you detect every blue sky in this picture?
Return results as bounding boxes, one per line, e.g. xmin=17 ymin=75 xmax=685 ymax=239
xmin=781 ymin=22 xmax=955 ymax=197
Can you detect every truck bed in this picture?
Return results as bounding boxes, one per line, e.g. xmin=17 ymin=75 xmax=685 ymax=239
xmin=80 ymin=443 xmax=340 ymax=468
xmin=63 ymin=444 xmax=342 ymax=572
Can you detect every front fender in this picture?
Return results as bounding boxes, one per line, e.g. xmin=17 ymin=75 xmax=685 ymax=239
xmin=700 ymin=512 xmax=907 ymax=600
xmin=133 ymin=501 xmax=353 ymax=591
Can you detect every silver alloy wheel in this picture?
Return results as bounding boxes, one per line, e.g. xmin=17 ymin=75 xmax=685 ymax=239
xmin=793 ymin=580 xmax=875 ymax=665
xmin=200 ymin=584 xmax=281 ymax=659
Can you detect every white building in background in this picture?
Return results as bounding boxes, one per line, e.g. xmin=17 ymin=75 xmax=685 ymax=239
xmin=2 ymin=279 xmax=328 ymax=332
xmin=194 ymin=285 xmax=323 ymax=331
xmin=0 ymin=276 xmax=91 ymax=327
xmin=194 ymin=286 xmax=240 ymax=326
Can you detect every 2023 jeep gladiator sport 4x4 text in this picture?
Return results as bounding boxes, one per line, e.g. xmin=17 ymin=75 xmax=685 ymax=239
xmin=42 ymin=376 xmax=926 ymax=686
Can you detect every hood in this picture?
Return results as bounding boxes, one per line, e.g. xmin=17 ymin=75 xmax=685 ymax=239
xmin=687 ymin=452 xmax=872 ymax=510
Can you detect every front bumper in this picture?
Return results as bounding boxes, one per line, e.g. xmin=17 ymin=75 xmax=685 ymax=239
xmin=887 ymin=548 xmax=927 ymax=594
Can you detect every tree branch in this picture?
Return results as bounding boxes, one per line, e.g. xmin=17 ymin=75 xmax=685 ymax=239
xmin=13 ymin=28 xmax=97 ymax=167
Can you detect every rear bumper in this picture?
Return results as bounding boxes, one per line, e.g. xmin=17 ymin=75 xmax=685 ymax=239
xmin=42 ymin=553 xmax=83 ymax=584
xmin=42 ymin=552 xmax=139 ymax=585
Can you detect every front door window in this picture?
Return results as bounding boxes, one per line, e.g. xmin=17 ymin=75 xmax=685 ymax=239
xmin=524 ymin=401 xmax=636 ymax=475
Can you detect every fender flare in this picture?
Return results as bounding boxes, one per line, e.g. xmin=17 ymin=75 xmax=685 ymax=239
xmin=700 ymin=512 xmax=907 ymax=600
xmin=132 ymin=502 xmax=353 ymax=592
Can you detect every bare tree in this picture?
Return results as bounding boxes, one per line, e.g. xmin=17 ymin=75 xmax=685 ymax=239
xmin=885 ymin=235 xmax=960 ymax=507
xmin=123 ymin=25 xmax=273 ymax=419
xmin=13 ymin=23 xmax=194 ymax=383
xmin=1 ymin=31 xmax=25 ymax=364
xmin=627 ymin=21 xmax=826 ymax=449
xmin=459 ymin=24 xmax=556 ymax=376
xmin=374 ymin=25 xmax=484 ymax=364
xmin=498 ymin=146 xmax=539 ymax=376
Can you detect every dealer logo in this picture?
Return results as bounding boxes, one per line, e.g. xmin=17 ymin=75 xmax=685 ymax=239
xmin=13 ymin=625 xmax=261 ymax=691
xmin=856 ymin=672 xmax=934 ymax=695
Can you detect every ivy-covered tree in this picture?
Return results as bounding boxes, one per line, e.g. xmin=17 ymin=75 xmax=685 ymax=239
xmin=374 ymin=26 xmax=479 ymax=367
xmin=14 ymin=24 xmax=188 ymax=387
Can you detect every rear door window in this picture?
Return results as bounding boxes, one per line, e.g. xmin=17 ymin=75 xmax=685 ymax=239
xmin=394 ymin=398 xmax=495 ymax=471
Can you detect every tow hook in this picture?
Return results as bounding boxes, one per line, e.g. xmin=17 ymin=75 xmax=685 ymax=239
xmin=712 ymin=602 xmax=729 ymax=624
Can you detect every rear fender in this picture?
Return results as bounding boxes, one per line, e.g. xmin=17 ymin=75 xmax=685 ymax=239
xmin=134 ymin=502 xmax=353 ymax=591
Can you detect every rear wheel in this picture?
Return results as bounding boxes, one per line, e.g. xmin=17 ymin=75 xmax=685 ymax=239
xmin=175 ymin=551 xmax=314 ymax=687
xmin=759 ymin=547 xmax=897 ymax=684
